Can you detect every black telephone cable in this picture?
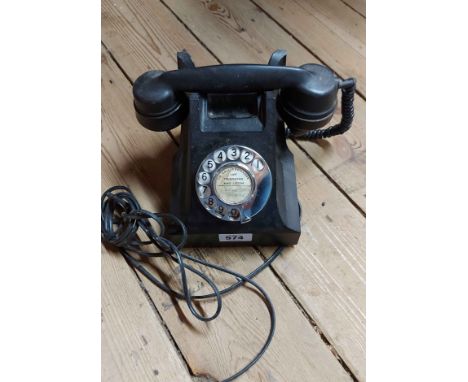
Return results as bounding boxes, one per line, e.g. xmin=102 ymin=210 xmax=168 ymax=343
xmin=101 ymin=185 xmax=285 ymax=381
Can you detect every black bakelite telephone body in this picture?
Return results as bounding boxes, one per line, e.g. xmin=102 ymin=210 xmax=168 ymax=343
xmin=132 ymin=50 xmax=356 ymax=247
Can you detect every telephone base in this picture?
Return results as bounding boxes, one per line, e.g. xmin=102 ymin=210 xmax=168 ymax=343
xmin=167 ymin=230 xmax=300 ymax=247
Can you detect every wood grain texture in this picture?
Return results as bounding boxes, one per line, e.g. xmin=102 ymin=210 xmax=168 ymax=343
xmin=102 ymin=49 xmax=192 ymax=382
xmin=102 ymin=0 xmax=365 ymax=380
xmin=140 ymin=247 xmax=355 ymax=382
xmin=265 ymin=142 xmax=366 ymax=379
xmin=108 ymin=0 xmax=366 ymax=211
xmin=341 ymin=0 xmax=366 ymax=17
xmin=101 ymin=37 xmax=353 ymax=381
xmin=126 ymin=4 xmax=366 ymax=375
xmin=102 ymin=254 xmax=193 ymax=382
xmin=252 ymin=0 xmax=366 ymax=95
xmin=101 ymin=48 xmax=194 ymax=382
xmin=101 ymin=0 xmax=217 ymax=77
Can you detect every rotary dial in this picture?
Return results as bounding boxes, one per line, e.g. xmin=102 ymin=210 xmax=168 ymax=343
xmin=195 ymin=145 xmax=272 ymax=223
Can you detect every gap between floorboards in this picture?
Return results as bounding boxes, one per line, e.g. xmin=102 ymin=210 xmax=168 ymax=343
xmin=339 ymin=0 xmax=366 ymax=19
xmin=249 ymin=0 xmax=366 ymax=100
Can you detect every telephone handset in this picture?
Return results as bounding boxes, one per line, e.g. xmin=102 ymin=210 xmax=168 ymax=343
xmin=132 ymin=50 xmax=356 ymax=246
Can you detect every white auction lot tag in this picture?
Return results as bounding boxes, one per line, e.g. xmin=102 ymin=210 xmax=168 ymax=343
xmin=218 ymin=233 xmax=253 ymax=242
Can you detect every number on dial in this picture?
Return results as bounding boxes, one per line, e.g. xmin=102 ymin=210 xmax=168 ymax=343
xmin=252 ymin=158 xmax=264 ymax=171
xmin=198 ymin=171 xmax=210 ymax=185
xmin=214 ymin=150 xmax=226 ymax=163
xmin=198 ymin=185 xmax=211 ymax=198
xmin=203 ymin=159 xmax=216 ymax=172
xmin=227 ymin=146 xmax=240 ymax=160
xmin=241 ymin=150 xmax=253 ymax=163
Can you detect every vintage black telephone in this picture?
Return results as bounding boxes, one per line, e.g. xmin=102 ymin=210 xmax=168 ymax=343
xmin=132 ymin=49 xmax=356 ymax=247
xmin=101 ymin=50 xmax=356 ymax=381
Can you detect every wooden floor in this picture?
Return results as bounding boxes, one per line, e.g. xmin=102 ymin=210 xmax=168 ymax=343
xmin=101 ymin=0 xmax=365 ymax=381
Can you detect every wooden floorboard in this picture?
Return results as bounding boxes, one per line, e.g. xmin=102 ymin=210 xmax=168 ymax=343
xmin=101 ymin=33 xmax=353 ymax=382
xmin=162 ymin=0 xmax=366 ymax=212
xmin=111 ymin=0 xmax=366 ymax=377
xmin=341 ymin=0 xmax=366 ymax=17
xmin=253 ymin=0 xmax=366 ymax=96
xmin=102 ymin=0 xmax=366 ymax=380
xmin=102 ymin=47 xmax=193 ymax=382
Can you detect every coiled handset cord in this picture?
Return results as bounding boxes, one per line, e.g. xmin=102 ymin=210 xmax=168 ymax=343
xmin=101 ymin=186 xmax=286 ymax=382
xmin=286 ymin=78 xmax=356 ymax=140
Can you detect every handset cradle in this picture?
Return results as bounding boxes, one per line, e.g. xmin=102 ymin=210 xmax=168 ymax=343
xmin=133 ymin=56 xmax=355 ymax=136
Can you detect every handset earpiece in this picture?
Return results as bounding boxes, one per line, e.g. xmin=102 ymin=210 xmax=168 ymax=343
xmin=294 ymin=77 xmax=356 ymax=140
xmin=279 ymin=64 xmax=357 ymax=139
xmin=277 ymin=63 xmax=339 ymax=133
xmin=133 ymin=70 xmax=189 ymax=132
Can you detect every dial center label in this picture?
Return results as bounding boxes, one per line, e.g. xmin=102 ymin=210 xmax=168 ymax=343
xmin=213 ymin=166 xmax=252 ymax=205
